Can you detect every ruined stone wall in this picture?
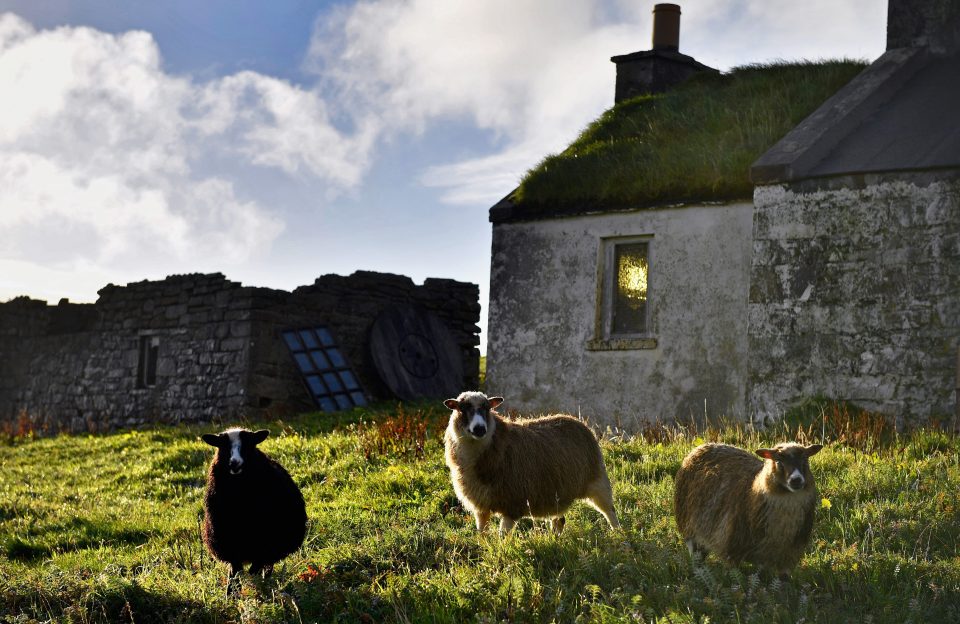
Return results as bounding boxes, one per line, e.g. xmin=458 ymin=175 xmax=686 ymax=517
xmin=0 ymin=274 xmax=254 ymax=431
xmin=0 ymin=271 xmax=481 ymax=431
xmin=246 ymin=271 xmax=481 ymax=409
xmin=748 ymin=176 xmax=960 ymax=424
xmin=0 ymin=297 xmax=57 ymax=424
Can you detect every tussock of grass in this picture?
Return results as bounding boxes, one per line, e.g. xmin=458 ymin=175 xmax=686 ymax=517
xmin=514 ymin=61 xmax=867 ymax=209
xmin=0 ymin=401 xmax=958 ymax=623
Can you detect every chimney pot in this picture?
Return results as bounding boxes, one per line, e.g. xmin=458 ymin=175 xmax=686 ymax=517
xmin=652 ymin=3 xmax=681 ymax=52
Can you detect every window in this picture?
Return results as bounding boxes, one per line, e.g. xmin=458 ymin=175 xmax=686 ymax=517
xmin=137 ymin=335 xmax=160 ymax=388
xmin=588 ymin=236 xmax=657 ymax=350
xmin=282 ymin=327 xmax=367 ymax=412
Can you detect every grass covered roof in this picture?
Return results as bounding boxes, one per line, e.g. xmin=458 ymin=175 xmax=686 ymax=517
xmin=512 ymin=61 xmax=867 ymax=211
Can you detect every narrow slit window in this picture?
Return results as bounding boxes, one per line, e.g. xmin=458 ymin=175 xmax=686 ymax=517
xmin=137 ymin=335 xmax=160 ymax=388
xmin=612 ymin=242 xmax=649 ymax=335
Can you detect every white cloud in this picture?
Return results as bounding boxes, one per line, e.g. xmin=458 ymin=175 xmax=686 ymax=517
xmin=0 ymin=12 xmax=383 ymax=300
xmin=311 ymin=0 xmax=639 ymax=136
xmin=0 ymin=257 xmax=114 ymax=304
xmin=192 ymin=71 xmax=379 ymax=186
xmin=681 ymin=0 xmax=887 ymax=71
xmin=307 ymin=0 xmax=650 ymax=204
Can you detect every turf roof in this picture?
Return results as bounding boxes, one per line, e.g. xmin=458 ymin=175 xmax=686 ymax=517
xmin=509 ymin=60 xmax=867 ymax=214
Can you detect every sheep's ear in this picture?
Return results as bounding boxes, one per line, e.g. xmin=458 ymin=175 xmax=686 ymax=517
xmin=251 ymin=429 xmax=269 ymax=445
xmin=488 ymin=396 xmax=504 ymax=409
xmin=804 ymin=443 xmax=823 ymax=457
xmin=755 ymin=448 xmax=777 ymax=460
xmin=201 ymin=433 xmax=222 ymax=447
xmin=444 ymin=399 xmax=459 ymax=410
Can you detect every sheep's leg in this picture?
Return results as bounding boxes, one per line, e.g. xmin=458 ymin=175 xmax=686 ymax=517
xmin=585 ymin=476 xmax=621 ymax=530
xmin=498 ymin=516 xmax=517 ymax=537
xmin=474 ymin=509 xmax=491 ymax=533
xmin=249 ymin=562 xmax=273 ymax=578
xmin=262 ymin=564 xmax=274 ymax=578
xmin=550 ymin=516 xmax=566 ymax=535
xmin=226 ymin=562 xmax=243 ymax=597
xmin=772 ymin=566 xmax=792 ymax=582
xmin=685 ymin=539 xmax=707 ymax=561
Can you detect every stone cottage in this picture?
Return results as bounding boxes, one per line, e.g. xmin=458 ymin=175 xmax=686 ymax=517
xmin=0 ymin=271 xmax=480 ymax=432
xmin=486 ymin=0 xmax=959 ymax=428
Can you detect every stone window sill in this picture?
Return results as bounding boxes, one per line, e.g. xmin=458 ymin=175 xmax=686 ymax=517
xmin=586 ymin=337 xmax=658 ymax=351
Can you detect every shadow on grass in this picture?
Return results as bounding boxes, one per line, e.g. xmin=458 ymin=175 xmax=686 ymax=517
xmin=3 ymin=517 xmax=152 ymax=561
xmin=3 ymin=580 xmax=222 ymax=624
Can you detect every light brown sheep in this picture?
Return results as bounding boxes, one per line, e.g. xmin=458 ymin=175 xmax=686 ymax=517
xmin=673 ymin=442 xmax=823 ymax=576
xmin=443 ymin=391 xmax=620 ymax=536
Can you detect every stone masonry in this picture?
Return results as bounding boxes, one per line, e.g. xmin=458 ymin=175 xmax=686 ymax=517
xmin=0 ymin=271 xmax=480 ymax=432
xmin=748 ymin=175 xmax=960 ymax=424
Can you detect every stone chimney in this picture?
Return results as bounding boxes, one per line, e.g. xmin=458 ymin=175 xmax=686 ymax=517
xmin=652 ymin=3 xmax=681 ymax=51
xmin=611 ymin=4 xmax=717 ymax=103
xmin=886 ymin=0 xmax=960 ymax=53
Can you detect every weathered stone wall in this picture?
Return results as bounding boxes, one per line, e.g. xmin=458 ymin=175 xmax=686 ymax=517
xmin=0 ymin=271 xmax=481 ymax=432
xmin=0 ymin=297 xmax=56 ymax=424
xmin=487 ymin=203 xmax=754 ymax=429
xmin=748 ymin=176 xmax=960 ymax=424
xmin=887 ymin=0 xmax=960 ymax=53
xmin=0 ymin=274 xmax=254 ymax=431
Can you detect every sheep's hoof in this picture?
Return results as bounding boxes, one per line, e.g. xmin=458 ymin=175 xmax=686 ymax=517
xmin=685 ymin=539 xmax=705 ymax=559
xmin=550 ymin=516 xmax=566 ymax=535
xmin=249 ymin=562 xmax=275 ymax=579
xmin=225 ymin=577 xmax=240 ymax=598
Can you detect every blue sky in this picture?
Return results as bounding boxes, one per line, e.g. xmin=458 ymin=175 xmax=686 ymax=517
xmin=0 ymin=0 xmax=887 ymax=351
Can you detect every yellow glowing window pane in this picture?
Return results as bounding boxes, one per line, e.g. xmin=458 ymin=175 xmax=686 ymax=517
xmin=612 ymin=243 xmax=648 ymax=334
xmin=618 ymin=254 xmax=648 ymax=302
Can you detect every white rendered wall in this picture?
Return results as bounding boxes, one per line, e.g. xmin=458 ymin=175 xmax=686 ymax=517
xmin=486 ymin=202 xmax=754 ymax=430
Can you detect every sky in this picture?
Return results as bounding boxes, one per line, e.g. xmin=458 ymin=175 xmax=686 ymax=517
xmin=0 ymin=0 xmax=888 ymax=352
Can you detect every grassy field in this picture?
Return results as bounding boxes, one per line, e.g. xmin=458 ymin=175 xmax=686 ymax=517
xmin=1 ymin=401 xmax=958 ymax=623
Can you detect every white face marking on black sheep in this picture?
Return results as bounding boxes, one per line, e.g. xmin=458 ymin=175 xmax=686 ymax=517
xmin=227 ymin=429 xmax=244 ymax=474
xmin=202 ymin=428 xmax=270 ymax=476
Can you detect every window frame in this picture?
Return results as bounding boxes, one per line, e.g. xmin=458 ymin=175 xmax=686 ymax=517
xmin=587 ymin=235 xmax=657 ymax=351
xmin=136 ymin=334 xmax=160 ymax=388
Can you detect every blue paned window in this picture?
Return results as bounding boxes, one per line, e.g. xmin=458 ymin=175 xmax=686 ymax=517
xmin=281 ymin=326 xmax=367 ymax=412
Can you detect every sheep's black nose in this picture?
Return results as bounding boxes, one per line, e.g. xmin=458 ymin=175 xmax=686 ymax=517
xmin=470 ymin=424 xmax=487 ymax=438
xmin=229 ymin=460 xmax=242 ymax=473
xmin=788 ymin=476 xmax=804 ymax=490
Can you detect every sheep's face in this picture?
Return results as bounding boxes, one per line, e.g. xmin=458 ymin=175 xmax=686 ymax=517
xmin=444 ymin=392 xmax=503 ymax=440
xmin=756 ymin=443 xmax=823 ymax=493
xmin=202 ymin=428 xmax=269 ymax=475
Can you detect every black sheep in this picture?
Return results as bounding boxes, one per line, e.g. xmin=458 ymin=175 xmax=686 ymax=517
xmin=201 ymin=428 xmax=307 ymax=595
